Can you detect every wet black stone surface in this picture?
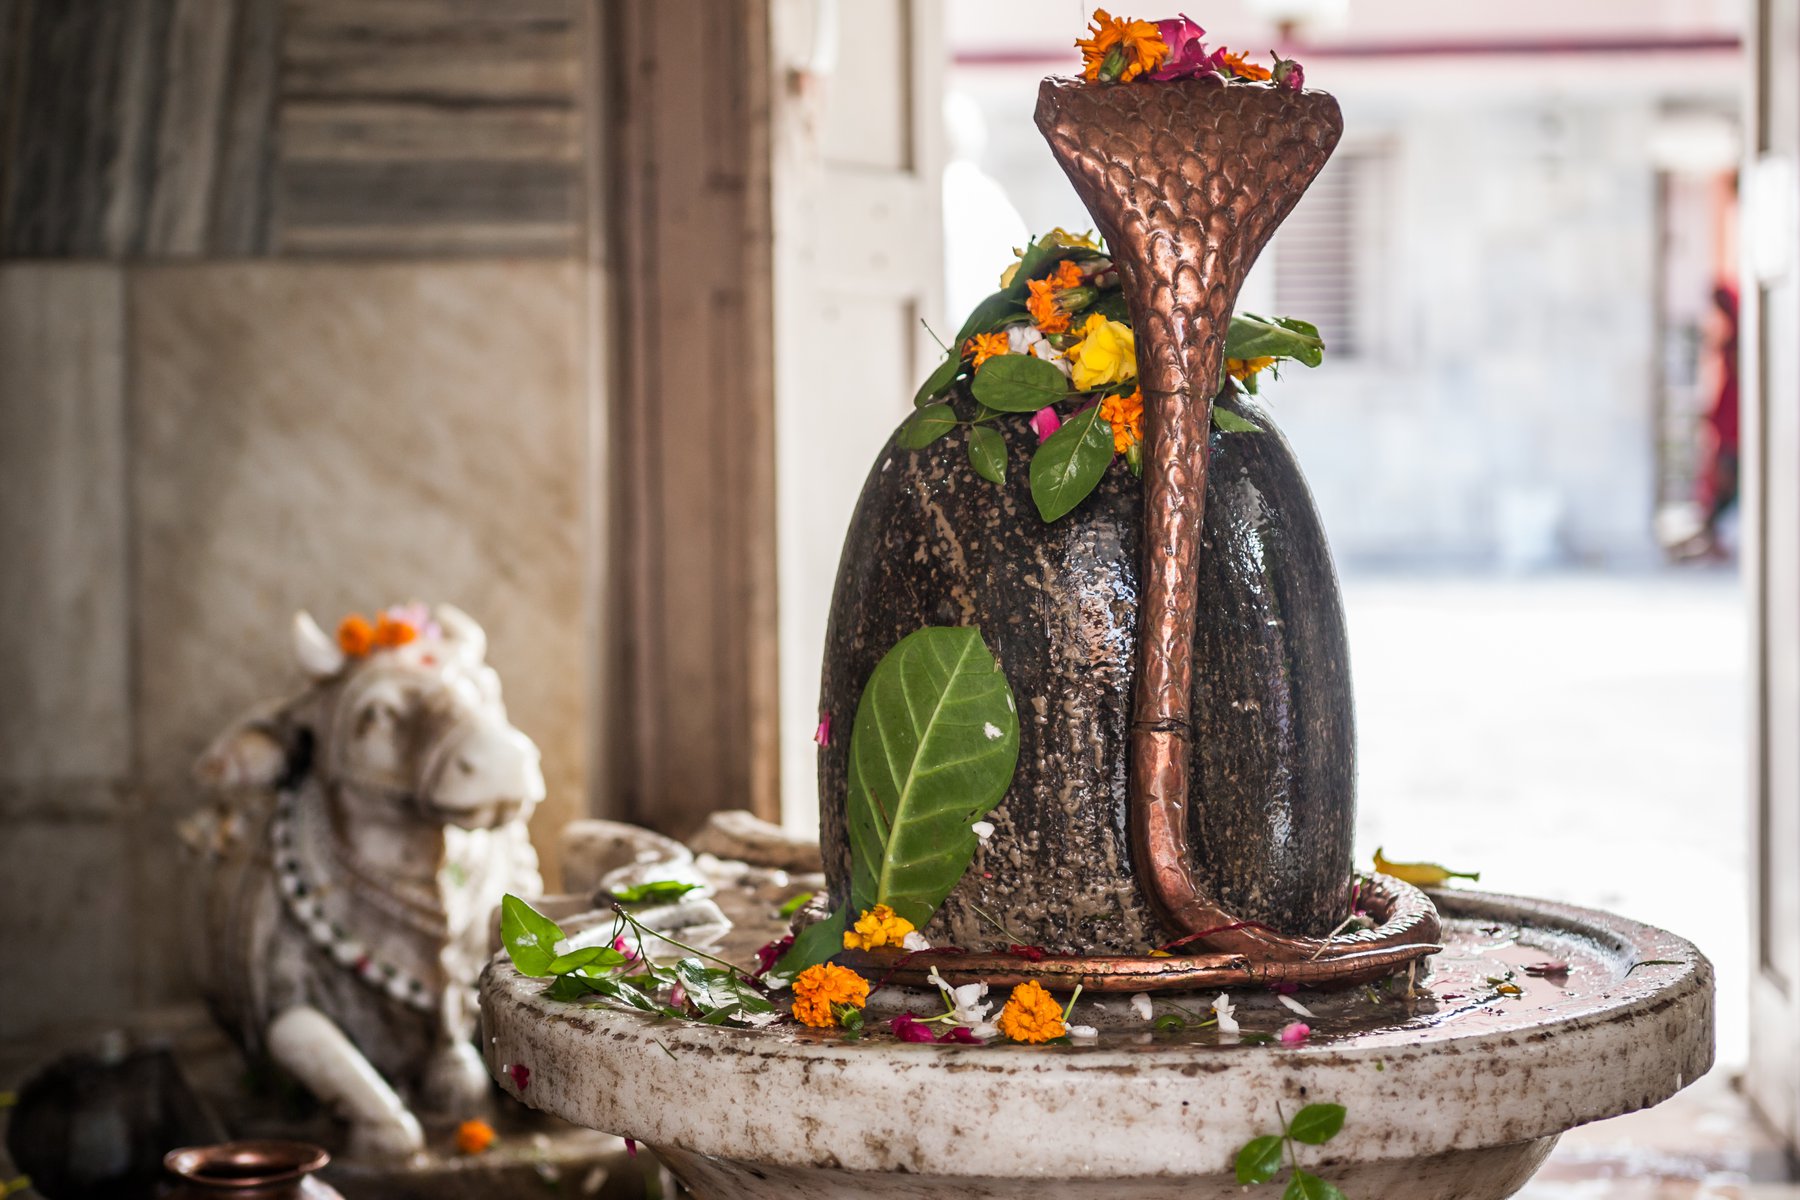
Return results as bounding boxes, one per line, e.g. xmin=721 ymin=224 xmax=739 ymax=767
xmin=817 ymin=388 xmax=1355 ymax=954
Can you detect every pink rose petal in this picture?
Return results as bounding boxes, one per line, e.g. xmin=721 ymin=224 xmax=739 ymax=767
xmin=1278 ymin=1021 xmax=1311 ymax=1046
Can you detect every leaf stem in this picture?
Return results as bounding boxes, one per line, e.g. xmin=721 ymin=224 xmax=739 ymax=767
xmin=611 ymin=904 xmax=748 ymax=976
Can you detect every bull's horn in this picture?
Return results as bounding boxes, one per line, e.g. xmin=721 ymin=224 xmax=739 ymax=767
xmin=434 ymin=603 xmax=488 ymax=664
xmin=293 ymin=611 xmax=345 ymax=678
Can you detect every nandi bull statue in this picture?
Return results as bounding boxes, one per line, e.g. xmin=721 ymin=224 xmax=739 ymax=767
xmin=180 ymin=602 xmax=544 ymax=1160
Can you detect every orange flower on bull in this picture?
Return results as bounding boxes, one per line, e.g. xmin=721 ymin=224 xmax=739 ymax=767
xmin=1221 ymin=49 xmax=1272 ymax=81
xmin=337 ymin=614 xmax=375 ymax=658
xmin=373 ymin=613 xmax=418 ymax=648
xmin=963 ymin=331 xmax=1011 ymax=368
xmin=1027 ymin=277 xmax=1072 ymax=334
xmin=1077 ymin=9 xmax=1170 ymax=84
xmin=1099 ymin=389 xmax=1144 ymax=453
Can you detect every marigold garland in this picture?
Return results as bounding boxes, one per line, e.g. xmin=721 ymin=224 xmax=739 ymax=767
xmin=843 ymin=904 xmax=916 ymax=951
xmin=791 ymin=963 xmax=870 ymax=1028
xmin=1026 ymin=277 xmax=1073 ymax=334
xmin=1098 ymin=389 xmax=1145 ymax=453
xmin=999 ymin=979 xmax=1067 ymax=1043
xmin=1077 ymin=9 xmax=1170 ymax=83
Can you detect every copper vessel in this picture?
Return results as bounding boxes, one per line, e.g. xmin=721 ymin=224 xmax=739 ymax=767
xmin=161 ymin=1142 xmax=340 ymax=1200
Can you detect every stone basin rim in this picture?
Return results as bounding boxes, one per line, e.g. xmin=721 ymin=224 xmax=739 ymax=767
xmin=480 ymin=890 xmax=1714 ymax=1179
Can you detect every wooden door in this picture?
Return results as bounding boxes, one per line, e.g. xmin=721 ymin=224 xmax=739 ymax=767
xmin=1747 ymin=0 xmax=1800 ymax=1158
xmin=770 ymin=0 xmax=947 ymax=831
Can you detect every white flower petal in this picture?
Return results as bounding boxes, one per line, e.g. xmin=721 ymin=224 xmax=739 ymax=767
xmin=901 ymin=931 xmax=932 ymax=951
xmin=1212 ymin=992 xmax=1239 ymax=1036
xmin=1278 ymin=994 xmax=1316 ymax=1019
xmin=971 ymin=820 xmax=996 ymax=842
xmin=1068 ymin=1024 xmax=1099 ymax=1040
xmin=1129 ymin=992 xmax=1154 ymax=1022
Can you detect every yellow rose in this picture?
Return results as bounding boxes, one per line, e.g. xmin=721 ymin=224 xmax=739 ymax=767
xmin=1069 ymin=314 xmax=1137 ymax=392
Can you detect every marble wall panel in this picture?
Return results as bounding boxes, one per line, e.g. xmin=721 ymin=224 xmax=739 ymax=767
xmin=0 ymin=804 xmax=137 ymax=1037
xmin=128 ymin=260 xmax=591 ymax=882
xmin=0 ymin=265 xmax=132 ymax=783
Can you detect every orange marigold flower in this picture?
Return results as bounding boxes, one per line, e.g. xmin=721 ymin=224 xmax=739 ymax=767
xmin=1050 ymin=259 xmax=1085 ymax=289
xmin=1026 ymin=277 xmax=1071 ymax=334
xmin=1099 ymin=389 xmax=1144 ymax=454
xmin=1221 ymin=50 xmax=1272 ymax=81
xmin=1076 ymin=9 xmax=1170 ymax=83
xmin=1228 ymin=356 xmax=1277 ymax=381
xmin=373 ymin=614 xmax=418 ymax=648
xmin=963 ymin=331 xmax=1011 ymax=369
xmin=999 ymin=979 xmax=1066 ymax=1043
xmin=455 ymin=1118 xmax=497 ymax=1155
xmin=843 ymin=904 xmax=916 ymax=951
xmin=791 ymin=963 xmax=870 ymax=1028
xmin=337 ymin=614 xmax=375 ymax=658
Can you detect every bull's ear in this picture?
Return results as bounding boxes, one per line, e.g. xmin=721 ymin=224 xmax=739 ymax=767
xmin=195 ymin=723 xmax=288 ymax=790
xmin=293 ymin=611 xmax=345 ymax=678
xmin=434 ymin=603 xmax=488 ymax=665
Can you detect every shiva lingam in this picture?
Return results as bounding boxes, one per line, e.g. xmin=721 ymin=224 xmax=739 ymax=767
xmin=481 ymin=28 xmax=1712 ymax=1200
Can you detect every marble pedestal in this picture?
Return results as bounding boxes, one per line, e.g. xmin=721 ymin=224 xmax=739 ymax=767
xmin=480 ymin=892 xmax=1712 ymax=1200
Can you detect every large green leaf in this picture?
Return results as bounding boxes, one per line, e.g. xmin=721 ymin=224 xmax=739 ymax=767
xmin=1226 ymin=313 xmax=1325 ymax=367
xmin=845 ymin=628 xmax=1020 ymax=928
xmin=972 ymin=354 xmax=1070 ymax=412
xmin=1288 ymin=1103 xmax=1347 ymax=1145
xmin=1029 ymin=404 xmax=1114 ymax=522
xmin=500 ymin=894 xmax=564 ymax=977
xmin=773 ymin=903 xmax=848 ymax=978
xmin=914 ymin=352 xmax=962 ymax=408
xmin=967 ymin=425 xmax=1007 ymax=483
xmin=1283 ymin=1170 xmax=1347 ymax=1200
xmin=1235 ymin=1136 xmax=1284 ymax=1186
xmin=954 ymin=290 xmax=1026 ymax=343
xmin=897 ymin=403 xmax=957 ymax=449
xmin=1212 ymin=406 xmax=1263 ymax=434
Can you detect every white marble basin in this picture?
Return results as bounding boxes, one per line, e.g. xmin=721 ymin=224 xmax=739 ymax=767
xmin=480 ymin=891 xmax=1712 ymax=1200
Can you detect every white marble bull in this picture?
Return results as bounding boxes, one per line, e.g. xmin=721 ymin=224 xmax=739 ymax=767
xmin=182 ymin=604 xmax=544 ymax=1159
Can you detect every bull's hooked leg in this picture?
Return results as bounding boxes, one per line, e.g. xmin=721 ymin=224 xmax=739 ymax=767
xmin=267 ymin=1005 xmax=424 ymax=1161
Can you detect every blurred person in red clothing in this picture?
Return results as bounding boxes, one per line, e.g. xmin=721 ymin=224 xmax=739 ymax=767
xmin=1677 ymin=283 xmax=1740 ymax=561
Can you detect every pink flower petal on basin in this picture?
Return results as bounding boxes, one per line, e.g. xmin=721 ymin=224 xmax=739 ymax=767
xmin=1278 ymin=1022 xmax=1310 ymax=1046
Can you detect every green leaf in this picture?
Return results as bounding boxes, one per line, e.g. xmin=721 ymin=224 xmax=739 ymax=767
xmin=967 ymin=425 xmax=1007 ymax=483
xmin=845 ymin=628 xmax=1021 ymax=928
xmin=1288 ymin=1103 xmax=1347 ymax=1145
xmin=1029 ymin=404 xmax=1114 ymax=522
xmin=1227 ymin=313 xmax=1325 ymax=368
xmin=954 ymin=290 xmax=1026 ymax=343
xmin=610 ymin=880 xmax=702 ymax=905
xmin=1092 ymin=290 xmax=1132 ymax=323
xmin=1212 ymin=406 xmax=1263 ymax=434
xmin=1283 ymin=1170 xmax=1347 ymax=1200
xmin=773 ymin=904 xmax=848 ymax=978
xmin=547 ymin=945 xmax=628 ymax=977
xmin=898 ymin=403 xmax=958 ymax=450
xmin=972 ymin=354 xmax=1069 ymax=413
xmin=778 ymin=891 xmax=814 ymax=918
xmin=1235 ymin=1136 xmax=1285 ymax=1185
xmin=500 ymin=894 xmax=564 ymax=977
xmin=672 ymin=959 xmax=777 ymax=1019
xmin=914 ymin=353 xmax=962 ymax=407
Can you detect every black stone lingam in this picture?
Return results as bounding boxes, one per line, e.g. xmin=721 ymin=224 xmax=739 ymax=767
xmin=816 ymin=386 xmax=1353 ymax=954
